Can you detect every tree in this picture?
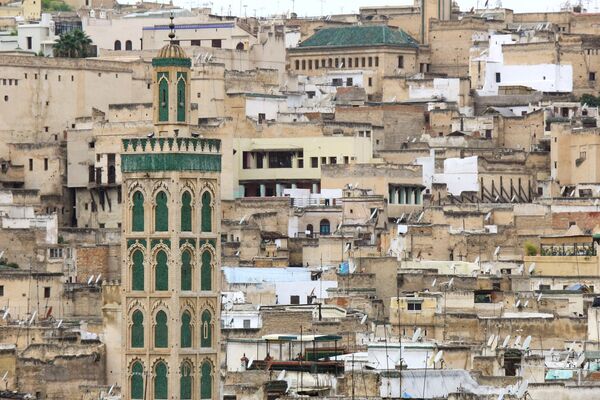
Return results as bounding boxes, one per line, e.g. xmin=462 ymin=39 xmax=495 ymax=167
xmin=580 ymin=93 xmax=600 ymax=107
xmin=53 ymin=29 xmax=92 ymax=58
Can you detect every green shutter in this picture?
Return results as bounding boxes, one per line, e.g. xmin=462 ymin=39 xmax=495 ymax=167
xmin=201 ymin=192 xmax=212 ymax=233
xmin=180 ymin=362 xmax=192 ymax=400
xmin=131 ymin=310 xmax=144 ymax=348
xmin=132 ymin=191 xmax=144 ymax=232
xmin=181 ymin=311 xmax=192 ymax=348
xmin=200 ymin=361 xmax=212 ymax=399
xmin=200 ymin=310 xmax=212 ymax=348
xmin=177 ymin=72 xmax=186 ymax=122
xmin=158 ymin=72 xmax=169 ymax=122
xmin=154 ymin=361 xmax=168 ymax=399
xmin=155 ymin=191 xmax=169 ymax=232
xmin=200 ymin=251 xmax=212 ymax=291
xmin=155 ymin=310 xmax=168 ymax=348
xmin=155 ymin=250 xmax=168 ymax=291
xmin=131 ymin=362 xmax=144 ymax=400
xmin=181 ymin=191 xmax=192 ymax=232
xmin=181 ymin=250 xmax=192 ymax=291
xmin=132 ymin=250 xmax=144 ymax=291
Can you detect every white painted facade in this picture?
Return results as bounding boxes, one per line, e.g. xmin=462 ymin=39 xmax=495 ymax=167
xmin=408 ymin=78 xmax=460 ymax=103
xmin=415 ymin=151 xmax=479 ymax=196
xmin=245 ymin=95 xmax=287 ymax=121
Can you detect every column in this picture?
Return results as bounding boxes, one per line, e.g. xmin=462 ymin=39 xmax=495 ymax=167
xmin=260 ymin=184 xmax=266 ymax=197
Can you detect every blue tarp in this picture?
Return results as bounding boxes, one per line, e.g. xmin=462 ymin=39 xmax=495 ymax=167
xmin=545 ymin=369 xmax=574 ymax=380
xmin=339 ymin=262 xmax=349 ymax=275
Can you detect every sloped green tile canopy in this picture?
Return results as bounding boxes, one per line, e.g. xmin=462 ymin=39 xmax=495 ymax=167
xmin=121 ymin=153 xmax=221 ymax=172
xmin=297 ymin=25 xmax=418 ymax=49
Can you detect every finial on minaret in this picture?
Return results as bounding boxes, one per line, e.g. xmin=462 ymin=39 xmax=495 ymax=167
xmin=168 ymin=13 xmax=175 ymax=41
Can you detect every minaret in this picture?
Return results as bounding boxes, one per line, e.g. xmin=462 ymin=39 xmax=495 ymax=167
xmin=120 ymin=17 xmax=221 ymax=400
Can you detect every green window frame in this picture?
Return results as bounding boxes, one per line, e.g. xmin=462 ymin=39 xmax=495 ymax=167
xmin=181 ymin=311 xmax=192 ymax=348
xmin=155 ymin=310 xmax=168 ymax=348
xmin=131 ymin=310 xmax=144 ymax=348
xmin=177 ymin=72 xmax=187 ymax=122
xmin=131 ymin=361 xmax=144 ymax=400
xmin=154 ymin=361 xmax=168 ymax=399
xmin=155 ymin=250 xmax=168 ymax=291
xmin=200 ymin=309 xmax=212 ymax=348
xmin=181 ymin=249 xmax=192 ymax=291
xmin=181 ymin=191 xmax=192 ymax=232
xmin=132 ymin=191 xmax=144 ymax=232
xmin=131 ymin=249 xmax=144 ymax=291
xmin=180 ymin=361 xmax=193 ymax=400
xmin=200 ymin=250 xmax=212 ymax=291
xmin=155 ymin=191 xmax=168 ymax=232
xmin=158 ymin=72 xmax=169 ymax=122
xmin=201 ymin=191 xmax=212 ymax=233
xmin=200 ymin=360 xmax=212 ymax=399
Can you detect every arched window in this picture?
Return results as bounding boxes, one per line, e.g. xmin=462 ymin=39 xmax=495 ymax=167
xmin=177 ymin=72 xmax=187 ymax=122
xmin=180 ymin=361 xmax=193 ymax=400
xmin=155 ymin=310 xmax=168 ymax=348
xmin=200 ymin=250 xmax=212 ymax=291
xmin=201 ymin=191 xmax=212 ymax=232
xmin=320 ymin=219 xmax=330 ymax=235
xmin=131 ymin=361 xmax=144 ymax=400
xmin=131 ymin=249 xmax=144 ymax=291
xmin=158 ymin=72 xmax=169 ymax=122
xmin=200 ymin=310 xmax=212 ymax=348
xmin=155 ymin=250 xmax=168 ymax=291
xmin=132 ymin=191 xmax=144 ymax=232
xmin=131 ymin=310 xmax=144 ymax=348
xmin=154 ymin=361 xmax=168 ymax=400
xmin=200 ymin=360 xmax=212 ymax=399
xmin=125 ymin=40 xmax=132 ymax=50
xmin=236 ymin=42 xmax=244 ymax=50
xmin=155 ymin=191 xmax=168 ymax=232
xmin=181 ymin=311 xmax=192 ymax=348
xmin=181 ymin=191 xmax=192 ymax=232
xmin=181 ymin=249 xmax=192 ymax=291
xmin=114 ymin=40 xmax=121 ymax=51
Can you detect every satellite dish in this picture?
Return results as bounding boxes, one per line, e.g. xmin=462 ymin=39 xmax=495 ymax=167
xmin=277 ymin=369 xmax=286 ymax=380
xmin=502 ymin=335 xmax=511 ymax=348
xmin=514 ymin=335 xmax=522 ymax=348
xmin=577 ymin=352 xmax=586 ymax=367
xmin=95 ymin=274 xmax=102 ymax=284
xmin=522 ymin=335 xmax=532 ymax=350
xmin=360 ymin=314 xmax=368 ymax=325
xmin=247 ymin=357 xmax=254 ymax=369
xmin=475 ymin=256 xmax=480 ymax=264
xmin=412 ymin=328 xmax=422 ymax=342
xmin=537 ymin=293 xmax=543 ymax=302
xmin=516 ymin=380 xmax=529 ymax=398
xmin=516 ymin=300 xmax=521 ymax=308
xmin=2 ymin=308 xmax=9 ymax=320
xmin=417 ymin=211 xmax=424 ymax=222
xmin=87 ymin=275 xmax=94 ymax=285
xmin=528 ymin=263 xmax=536 ymax=274
xmin=431 ymin=278 xmax=437 ymax=287
xmin=434 ymin=350 xmax=444 ymax=364
xmin=494 ymin=246 xmax=500 ymax=256
xmin=448 ymin=278 xmax=454 ymax=288
xmin=28 ymin=311 xmax=37 ymax=326
xmin=427 ymin=352 xmax=436 ymax=367
xmin=485 ymin=211 xmax=492 ymax=221
xmin=108 ymin=384 xmax=115 ymax=395
xmin=224 ymin=301 xmax=233 ymax=311
xmin=1 ymin=371 xmax=7 ymax=382
xmin=517 ymin=264 xmax=524 ymax=274
xmin=56 ymin=319 xmax=63 ymax=329
xmin=487 ymin=334 xmax=496 ymax=347
xmin=511 ymin=195 xmax=516 ymax=202
xmin=524 ymin=300 xmax=529 ymax=308
xmin=491 ymin=336 xmax=498 ymax=351
xmin=497 ymin=392 xmax=504 ymax=400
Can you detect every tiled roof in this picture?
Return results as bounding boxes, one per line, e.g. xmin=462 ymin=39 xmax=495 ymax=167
xmin=298 ymin=25 xmax=419 ymax=49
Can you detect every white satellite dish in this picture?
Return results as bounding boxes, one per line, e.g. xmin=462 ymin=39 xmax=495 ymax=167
xmin=56 ymin=320 xmax=63 ymax=329
xmin=515 ymin=300 xmax=521 ymax=308
xmin=524 ymin=300 xmax=529 ymax=308
xmin=434 ymin=350 xmax=444 ymax=364
xmin=511 ymin=195 xmax=516 ymax=202
xmin=431 ymin=279 xmax=437 ymax=287
xmin=108 ymin=385 xmax=115 ymax=395
xmin=28 ymin=311 xmax=37 ymax=326
xmin=87 ymin=275 xmax=94 ymax=285
xmin=528 ymin=263 xmax=536 ymax=274
xmin=516 ymin=380 xmax=529 ymax=398
xmin=497 ymin=392 xmax=504 ymax=400
xmin=360 ymin=314 xmax=368 ymax=325
xmin=537 ymin=293 xmax=543 ymax=302
xmin=1 ymin=371 xmax=7 ymax=382
xmin=485 ymin=212 xmax=492 ymax=221
xmin=247 ymin=357 xmax=254 ymax=369
xmin=277 ymin=369 xmax=286 ymax=380
xmin=412 ymin=328 xmax=422 ymax=342
xmin=487 ymin=334 xmax=496 ymax=347
xmin=0 ymin=250 xmax=4 ymax=259
xmin=577 ymin=352 xmax=586 ymax=367
xmin=491 ymin=336 xmax=498 ymax=351
xmin=517 ymin=264 xmax=524 ymax=274
xmin=239 ymin=214 xmax=248 ymax=224
xmin=502 ymin=335 xmax=511 ymax=348
xmin=494 ymin=246 xmax=500 ymax=257
xmin=95 ymin=274 xmax=102 ymax=284
xmin=522 ymin=335 xmax=532 ymax=351
xmin=448 ymin=278 xmax=454 ymax=288
xmin=417 ymin=211 xmax=424 ymax=222
xmin=475 ymin=256 xmax=480 ymax=264
xmin=2 ymin=308 xmax=9 ymax=320
xmin=369 ymin=208 xmax=378 ymax=220
xmin=514 ymin=335 xmax=522 ymax=348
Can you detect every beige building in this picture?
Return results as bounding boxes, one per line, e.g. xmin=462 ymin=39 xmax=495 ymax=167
xmin=120 ymin=26 xmax=221 ymax=400
xmin=551 ymin=123 xmax=600 ymax=190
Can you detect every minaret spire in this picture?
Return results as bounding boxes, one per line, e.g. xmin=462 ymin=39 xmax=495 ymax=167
xmin=168 ymin=13 xmax=175 ymax=42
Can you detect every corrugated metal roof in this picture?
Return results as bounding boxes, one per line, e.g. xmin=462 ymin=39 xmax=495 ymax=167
xmin=299 ymin=25 xmax=418 ymax=49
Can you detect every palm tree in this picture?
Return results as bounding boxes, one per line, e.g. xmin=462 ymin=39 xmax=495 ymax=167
xmin=53 ymin=29 xmax=92 ymax=58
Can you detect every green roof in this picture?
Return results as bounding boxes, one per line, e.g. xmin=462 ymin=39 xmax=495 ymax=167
xmin=298 ymin=25 xmax=419 ymax=49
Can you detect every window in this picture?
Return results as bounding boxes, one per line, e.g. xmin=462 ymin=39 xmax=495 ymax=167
xmin=201 ymin=250 xmax=212 ymax=291
xmin=132 ymin=191 xmax=144 ymax=232
xmin=315 ymin=59 xmax=319 ymax=69
xmin=319 ymin=219 xmax=330 ymax=235
xmin=346 ymin=77 xmax=353 ymax=86
xmin=243 ymin=319 xmax=251 ymax=329
xmin=181 ymin=250 xmax=192 ymax=291
xmin=114 ymin=40 xmax=121 ymax=50
xmin=158 ymin=72 xmax=169 ymax=122
xmin=155 ymin=310 xmax=168 ymax=348
xmin=298 ymin=159 xmax=304 ymax=168
xmin=268 ymin=152 xmax=292 ymax=168
xmin=375 ymin=56 xmax=379 ymax=66
xmin=539 ymin=284 xmax=551 ymax=291
xmin=258 ymin=113 xmax=266 ymax=123
xmin=154 ymin=191 xmax=168 ymax=232
xmin=44 ymin=287 xmax=50 ymax=298
xmin=181 ymin=311 xmax=192 ymax=348
xmin=295 ymin=60 xmax=300 ymax=70
xmin=332 ymin=78 xmax=343 ymax=86
xmin=200 ymin=361 xmax=212 ymax=399
xmin=311 ymin=157 xmax=318 ymax=168
xmin=28 ymin=159 xmax=33 ymax=171
xmin=290 ymin=295 xmax=300 ymax=304
xmin=308 ymin=59 xmax=313 ymax=69
xmin=321 ymin=156 xmax=327 ymax=165
xmin=44 ymin=158 xmax=48 ymax=171
xmin=131 ymin=249 xmax=144 ymax=291
xmin=344 ymin=156 xmax=349 ymax=164
xmin=49 ymin=248 xmax=63 ymax=259
xmin=368 ymin=77 xmax=373 ymax=87
xmin=180 ymin=362 xmax=193 ymax=400
xmin=201 ymin=191 xmax=212 ymax=232
xmin=26 ymin=36 xmax=32 ymax=50
xmin=125 ymin=40 xmax=132 ymax=50
xmin=590 ymin=72 xmax=596 ymax=81
xmin=201 ymin=310 xmax=212 ymax=348
xmin=361 ymin=57 xmax=366 ymax=67
xmin=397 ymin=56 xmax=404 ymax=68
xmin=368 ymin=56 xmax=373 ymax=67
xmin=211 ymin=39 xmax=222 ymax=48
xmin=155 ymin=250 xmax=168 ymax=291
xmin=181 ymin=192 xmax=192 ymax=232
xmin=131 ymin=310 xmax=144 ymax=348
xmin=131 ymin=362 xmax=144 ymax=399
xmin=0 ymin=286 xmax=3 ymax=296
xmin=302 ymin=59 xmax=306 ymax=70
xmin=191 ymin=40 xmax=201 ymax=46
xmin=154 ymin=361 xmax=168 ymax=399
xmin=407 ymin=301 xmax=422 ymax=311
xmin=177 ymin=72 xmax=187 ymax=122
xmin=495 ymin=72 xmax=501 ymax=83
xmin=485 ymin=129 xmax=492 ymax=139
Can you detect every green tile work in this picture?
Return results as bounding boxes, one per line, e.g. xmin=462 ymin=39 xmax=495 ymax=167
xmin=201 ymin=309 xmax=212 ymax=348
xmin=181 ymin=311 xmax=192 ymax=348
xmin=177 ymin=72 xmax=187 ymax=122
xmin=200 ymin=361 xmax=212 ymax=399
xmin=299 ymin=25 xmax=418 ymax=48
xmin=131 ymin=362 xmax=144 ymax=399
xmin=181 ymin=191 xmax=192 ymax=232
xmin=155 ymin=310 xmax=168 ymax=348
xmin=155 ymin=191 xmax=169 ymax=232
xmin=131 ymin=310 xmax=144 ymax=348
xmin=201 ymin=191 xmax=212 ymax=232
xmin=158 ymin=72 xmax=169 ymax=122
xmin=155 ymin=250 xmax=168 ymax=291
xmin=154 ymin=361 xmax=168 ymax=399
xmin=180 ymin=362 xmax=192 ymax=399
xmin=121 ymin=153 xmax=221 ymax=173
xmin=200 ymin=250 xmax=212 ymax=291
xmin=131 ymin=250 xmax=144 ymax=291
xmin=181 ymin=250 xmax=192 ymax=291
xmin=132 ymin=191 xmax=145 ymax=232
